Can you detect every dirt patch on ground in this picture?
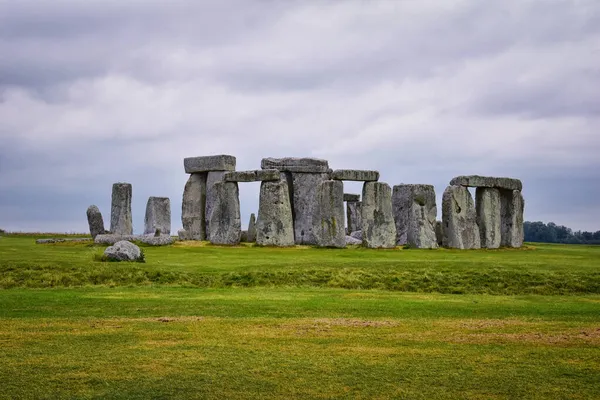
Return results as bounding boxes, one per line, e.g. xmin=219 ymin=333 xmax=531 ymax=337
xmin=449 ymin=327 xmax=600 ymax=345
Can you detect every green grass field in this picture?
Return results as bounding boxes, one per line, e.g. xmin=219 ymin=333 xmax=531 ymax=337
xmin=1 ymin=235 xmax=599 ymax=399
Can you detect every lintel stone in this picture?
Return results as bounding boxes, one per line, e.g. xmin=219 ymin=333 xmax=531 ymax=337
xmin=331 ymin=169 xmax=379 ymax=182
xmin=224 ymin=169 xmax=280 ymax=182
xmin=450 ymin=175 xmax=522 ymax=191
xmin=184 ymin=155 xmax=236 ymax=174
xmin=261 ymin=157 xmax=330 ymax=173
xmin=343 ymin=193 xmax=360 ymax=202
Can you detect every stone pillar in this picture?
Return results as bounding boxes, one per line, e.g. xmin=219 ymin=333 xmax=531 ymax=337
xmin=441 ymin=185 xmax=480 ymax=249
xmin=501 ymin=190 xmax=524 ymax=248
xmin=435 ymin=221 xmax=443 ymax=247
xmin=346 ymin=201 xmax=362 ymax=235
xmin=205 ymin=171 xmax=228 ymax=240
xmin=144 ymin=197 xmax=171 ymax=235
xmin=316 ymin=180 xmax=345 ymax=248
xmin=392 ymin=184 xmax=438 ymax=248
xmin=247 ymin=213 xmax=257 ymax=243
xmin=110 ymin=183 xmax=133 ymax=235
xmin=476 ymin=188 xmax=501 ymax=248
xmin=181 ymin=173 xmax=207 ymax=240
xmin=361 ymin=182 xmax=396 ymax=248
xmin=208 ymin=181 xmax=241 ymax=245
xmin=86 ymin=205 xmax=105 ymax=239
xmin=256 ymin=180 xmax=295 ymax=246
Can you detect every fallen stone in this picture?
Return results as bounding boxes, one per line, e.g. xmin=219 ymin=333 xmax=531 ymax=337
xmin=182 ymin=173 xmax=207 ymax=240
xmin=343 ymin=193 xmax=360 ymax=202
xmin=345 ymin=236 xmax=362 ymax=245
xmin=476 ymin=188 xmax=502 ymax=249
xmin=184 ymin=155 xmax=236 ymax=174
xmin=205 ymin=171 xmax=227 ymax=240
xmin=350 ymin=230 xmax=362 ymax=240
xmin=501 ymin=190 xmax=524 ymax=248
xmin=256 ymin=180 xmax=295 ymax=246
xmin=392 ymin=184 xmax=438 ymax=249
xmin=36 ymin=238 xmax=92 ymax=244
xmin=289 ymin=172 xmax=330 ymax=244
xmin=104 ymin=240 xmax=143 ymax=262
xmin=331 ymin=170 xmax=379 ymax=182
xmin=95 ymin=234 xmax=174 ymax=246
xmin=144 ymin=197 xmax=171 ymax=235
xmin=435 ymin=221 xmax=443 ymax=247
xmin=441 ymin=185 xmax=481 ymax=249
xmin=224 ymin=169 xmax=280 ymax=182
xmin=450 ymin=175 xmax=522 ymax=191
xmin=208 ymin=181 xmax=241 ymax=245
xmin=316 ymin=180 xmax=346 ymax=248
xmin=346 ymin=201 xmax=362 ymax=235
xmin=86 ymin=205 xmax=105 ymax=239
xmin=110 ymin=183 xmax=133 ymax=235
xmin=247 ymin=213 xmax=257 ymax=242
xmin=261 ymin=157 xmax=330 ymax=173
xmin=361 ymin=182 xmax=397 ymax=248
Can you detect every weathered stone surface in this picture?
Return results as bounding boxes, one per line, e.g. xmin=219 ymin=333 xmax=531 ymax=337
xmin=346 ymin=201 xmax=362 ymax=235
xmin=86 ymin=205 xmax=105 ymax=239
xmin=256 ymin=180 xmax=295 ymax=246
xmin=331 ymin=170 xmax=379 ymax=182
xmin=316 ymin=180 xmax=346 ymax=248
xmin=442 ymin=185 xmax=481 ymax=249
xmin=247 ymin=213 xmax=257 ymax=242
xmin=435 ymin=221 xmax=443 ymax=247
xmin=261 ymin=157 xmax=330 ymax=173
xmin=205 ymin=171 xmax=227 ymax=240
xmin=346 ymin=236 xmax=362 ymax=245
xmin=182 ymin=173 xmax=207 ymax=240
xmin=184 ymin=155 xmax=236 ymax=174
xmin=104 ymin=240 xmax=142 ymax=261
xmin=240 ymin=230 xmax=248 ymax=242
xmin=95 ymin=234 xmax=174 ymax=246
xmin=224 ymin=169 xmax=280 ymax=182
xmin=37 ymin=238 xmax=92 ymax=244
xmin=476 ymin=188 xmax=502 ymax=249
xmin=501 ymin=190 xmax=524 ymax=248
xmin=289 ymin=172 xmax=330 ymax=244
xmin=350 ymin=230 xmax=362 ymax=240
xmin=361 ymin=182 xmax=397 ymax=248
xmin=110 ymin=183 xmax=133 ymax=235
xmin=144 ymin=197 xmax=171 ymax=235
xmin=178 ymin=229 xmax=191 ymax=240
xmin=450 ymin=175 xmax=522 ymax=191
xmin=392 ymin=184 xmax=438 ymax=249
xmin=208 ymin=181 xmax=241 ymax=245
xmin=343 ymin=193 xmax=360 ymax=202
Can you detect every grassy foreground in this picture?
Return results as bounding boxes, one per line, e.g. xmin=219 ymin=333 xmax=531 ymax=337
xmin=0 ymin=235 xmax=599 ymax=398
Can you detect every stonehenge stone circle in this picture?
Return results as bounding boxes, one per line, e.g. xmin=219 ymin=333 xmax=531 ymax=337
xmin=182 ymin=173 xmax=207 ymax=240
xmin=501 ymin=190 xmax=524 ymax=248
xmin=144 ymin=197 xmax=171 ymax=235
xmin=110 ymin=183 xmax=133 ymax=235
xmin=392 ymin=184 xmax=438 ymax=249
xmin=316 ymin=180 xmax=346 ymax=248
xmin=256 ymin=179 xmax=295 ymax=246
xmin=208 ymin=181 xmax=241 ymax=245
xmin=361 ymin=182 xmax=396 ymax=248
xmin=184 ymin=155 xmax=236 ymax=174
xmin=346 ymin=201 xmax=362 ymax=235
xmin=247 ymin=213 xmax=257 ymax=242
xmin=86 ymin=205 xmax=105 ymax=238
xmin=442 ymin=185 xmax=481 ymax=249
xmin=331 ymin=169 xmax=379 ymax=182
xmin=475 ymin=188 xmax=501 ymax=249
xmin=450 ymin=175 xmax=522 ymax=191
xmin=224 ymin=169 xmax=280 ymax=182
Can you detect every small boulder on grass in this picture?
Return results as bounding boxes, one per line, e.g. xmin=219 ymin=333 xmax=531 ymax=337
xmin=104 ymin=240 xmax=144 ymax=262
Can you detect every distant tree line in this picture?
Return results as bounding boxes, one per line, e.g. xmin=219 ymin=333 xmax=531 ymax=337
xmin=524 ymin=221 xmax=600 ymax=244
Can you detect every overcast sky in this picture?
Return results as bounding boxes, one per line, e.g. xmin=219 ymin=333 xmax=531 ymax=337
xmin=1 ymin=0 xmax=599 ymax=234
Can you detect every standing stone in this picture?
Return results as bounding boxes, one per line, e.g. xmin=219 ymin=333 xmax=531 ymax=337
xmin=247 ymin=213 xmax=257 ymax=242
xmin=182 ymin=173 xmax=207 ymax=240
xmin=144 ymin=197 xmax=171 ymax=235
xmin=205 ymin=171 xmax=227 ymax=240
xmin=208 ymin=181 xmax=241 ymax=245
xmin=110 ymin=183 xmax=133 ymax=235
xmin=256 ymin=180 xmax=295 ymax=246
xmin=441 ymin=185 xmax=480 ymax=249
xmin=316 ymin=180 xmax=346 ymax=248
xmin=476 ymin=188 xmax=501 ymax=249
xmin=361 ymin=182 xmax=396 ymax=248
xmin=86 ymin=205 xmax=105 ymax=239
xmin=501 ymin=190 xmax=524 ymax=248
xmin=435 ymin=221 xmax=443 ymax=247
xmin=392 ymin=184 xmax=438 ymax=249
xmin=289 ymin=172 xmax=330 ymax=245
xmin=346 ymin=201 xmax=362 ymax=235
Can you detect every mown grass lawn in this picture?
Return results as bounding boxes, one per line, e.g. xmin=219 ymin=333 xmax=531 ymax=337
xmin=0 ymin=235 xmax=599 ymax=399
